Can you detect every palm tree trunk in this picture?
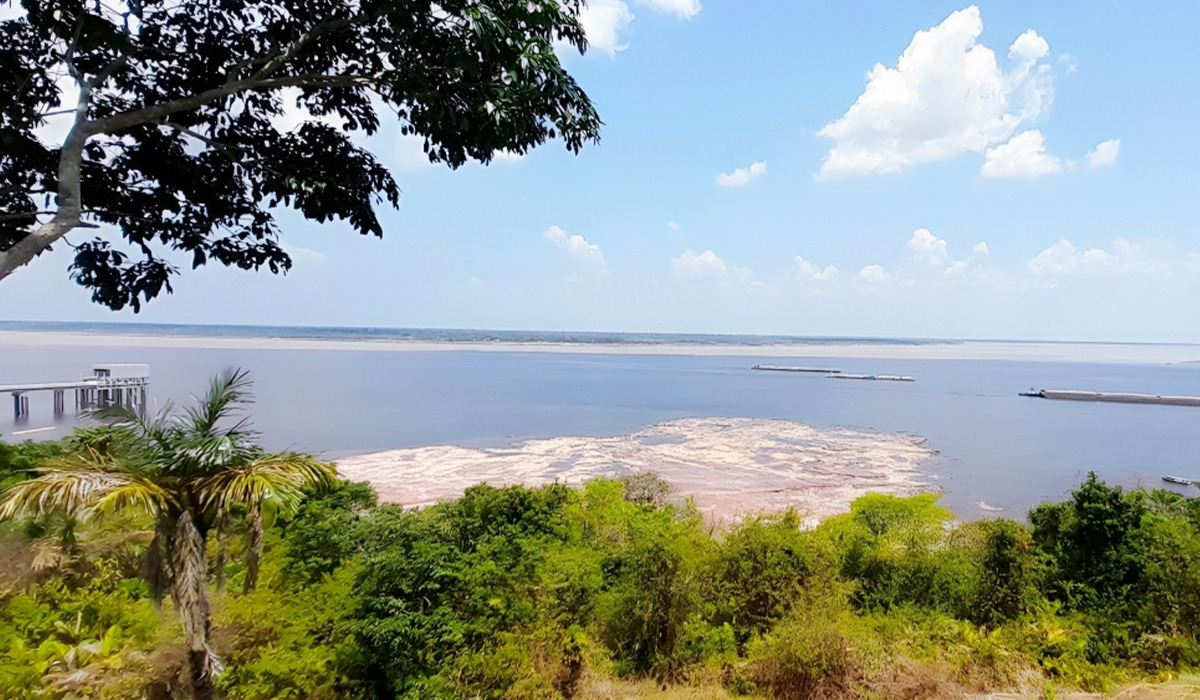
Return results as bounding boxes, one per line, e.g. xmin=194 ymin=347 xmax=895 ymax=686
xmin=144 ymin=513 xmax=176 ymax=609
xmin=172 ymin=510 xmax=215 ymax=700
xmin=243 ymin=503 xmax=263 ymax=593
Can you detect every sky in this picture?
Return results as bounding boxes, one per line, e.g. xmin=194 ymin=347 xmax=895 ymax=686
xmin=3 ymin=1 xmax=1199 ymax=342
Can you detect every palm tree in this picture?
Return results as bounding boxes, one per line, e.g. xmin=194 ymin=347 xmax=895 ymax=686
xmin=0 ymin=369 xmax=336 ymax=700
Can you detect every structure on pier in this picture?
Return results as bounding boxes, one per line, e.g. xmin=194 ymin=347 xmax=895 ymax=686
xmin=2 ymin=364 xmax=149 ymax=420
xmin=752 ymin=364 xmax=842 ymax=374
xmin=750 ymin=365 xmax=915 ymax=382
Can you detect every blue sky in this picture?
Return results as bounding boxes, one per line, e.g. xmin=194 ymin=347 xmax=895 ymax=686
xmin=4 ymin=1 xmax=1199 ymax=342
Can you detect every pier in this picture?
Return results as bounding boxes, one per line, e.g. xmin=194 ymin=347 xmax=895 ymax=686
xmin=828 ymin=373 xmax=915 ymax=382
xmin=2 ymin=364 xmax=150 ymax=420
xmin=751 ymin=365 xmax=915 ymax=382
xmin=1021 ymin=389 xmax=1200 ymax=407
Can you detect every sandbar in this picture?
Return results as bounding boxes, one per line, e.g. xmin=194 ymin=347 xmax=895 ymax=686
xmin=2 ymin=330 xmax=1199 ymax=365
xmin=335 ymin=417 xmax=937 ymax=524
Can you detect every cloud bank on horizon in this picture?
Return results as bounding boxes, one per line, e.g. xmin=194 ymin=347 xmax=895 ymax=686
xmin=816 ymin=6 xmax=1117 ymax=180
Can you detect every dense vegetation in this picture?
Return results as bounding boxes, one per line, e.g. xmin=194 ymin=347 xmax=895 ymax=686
xmin=3 ymin=433 xmax=1200 ymax=699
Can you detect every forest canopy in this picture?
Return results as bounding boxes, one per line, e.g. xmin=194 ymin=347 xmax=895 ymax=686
xmin=3 ymin=428 xmax=1200 ymax=699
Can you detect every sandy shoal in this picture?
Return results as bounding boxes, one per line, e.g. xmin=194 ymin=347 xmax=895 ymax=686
xmin=335 ymin=417 xmax=937 ymax=524
xmin=2 ymin=330 xmax=1198 ymax=365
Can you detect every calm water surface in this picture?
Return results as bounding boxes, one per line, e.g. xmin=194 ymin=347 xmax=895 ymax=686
xmin=3 ymin=340 xmax=1200 ymax=518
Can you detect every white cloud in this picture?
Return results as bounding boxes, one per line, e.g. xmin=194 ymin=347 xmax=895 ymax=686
xmin=794 ymin=256 xmax=839 ymax=281
xmin=492 ymin=149 xmax=525 ymax=164
xmin=667 ymin=221 xmax=681 ymax=231
xmin=1027 ymin=239 xmax=1188 ymax=279
xmin=973 ymin=241 xmax=990 ymax=256
xmin=673 ymin=249 xmax=728 ymax=278
xmin=1058 ymin=52 xmax=1078 ymax=75
xmin=981 ymin=130 xmax=1062 ymax=178
xmin=1027 ymin=240 xmax=1104 ymax=276
xmin=561 ymin=0 xmax=700 ymax=59
xmin=856 ymin=264 xmax=891 ymax=284
xmin=907 ymin=228 xmax=949 ymax=264
xmin=468 ymin=277 xmax=485 ymax=288
xmin=1008 ymin=28 xmax=1049 ymax=62
xmin=576 ymin=0 xmax=634 ymax=58
xmin=943 ymin=259 xmax=970 ymax=278
xmin=1085 ymin=139 xmax=1120 ymax=169
xmin=543 ymin=225 xmax=608 ymax=274
xmin=634 ymin=0 xmax=701 ymax=19
xmin=716 ymin=161 xmax=766 ymax=187
xmin=817 ymin=6 xmax=1055 ymax=178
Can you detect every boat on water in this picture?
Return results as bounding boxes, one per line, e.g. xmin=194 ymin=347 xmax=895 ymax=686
xmin=1162 ymin=475 xmax=1196 ymax=486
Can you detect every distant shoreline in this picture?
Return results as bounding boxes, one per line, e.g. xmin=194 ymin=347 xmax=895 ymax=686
xmin=2 ymin=328 xmax=1199 ymax=365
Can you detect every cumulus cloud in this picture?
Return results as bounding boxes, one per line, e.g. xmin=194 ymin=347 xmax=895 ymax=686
xmin=1027 ymin=239 xmax=1188 ymax=279
xmin=667 ymin=221 xmax=681 ymax=231
xmin=907 ymin=228 xmax=949 ymax=264
xmin=566 ymin=0 xmax=700 ymax=59
xmin=1085 ymin=139 xmax=1120 ymax=169
xmin=716 ymin=161 xmax=766 ymax=187
xmin=634 ymin=0 xmax=701 ymax=20
xmin=571 ymin=0 xmax=635 ymax=58
xmin=856 ymin=264 xmax=891 ymax=285
xmin=793 ymin=256 xmax=839 ymax=281
xmin=543 ymin=225 xmax=608 ymax=275
xmin=816 ymin=6 xmax=1055 ymax=178
xmin=981 ymin=130 xmax=1062 ymax=178
xmin=468 ymin=277 xmax=485 ymax=288
xmin=673 ymin=249 xmax=729 ymax=278
xmin=973 ymin=241 xmax=990 ymax=256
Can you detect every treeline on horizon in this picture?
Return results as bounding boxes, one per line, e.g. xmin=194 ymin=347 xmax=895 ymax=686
xmin=2 ymin=435 xmax=1200 ymax=700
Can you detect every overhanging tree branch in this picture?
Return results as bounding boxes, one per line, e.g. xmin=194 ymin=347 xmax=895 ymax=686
xmin=0 ymin=0 xmax=601 ymax=309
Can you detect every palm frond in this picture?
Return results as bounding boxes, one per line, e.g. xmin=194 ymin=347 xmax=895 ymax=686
xmin=1 ymin=468 xmax=126 ymax=520
xmin=0 ymin=447 xmax=172 ymax=520
xmin=91 ymin=478 xmax=172 ymax=516
xmin=183 ymin=368 xmax=256 ymax=438
xmin=172 ymin=433 xmax=259 ymax=477
xmin=90 ymin=400 xmax=177 ymax=446
xmin=197 ymin=453 xmax=338 ymax=514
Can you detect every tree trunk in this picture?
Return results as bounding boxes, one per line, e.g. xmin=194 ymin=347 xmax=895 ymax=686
xmin=144 ymin=513 xmax=176 ymax=609
xmin=243 ymin=504 xmax=263 ymax=593
xmin=171 ymin=510 xmax=216 ymax=700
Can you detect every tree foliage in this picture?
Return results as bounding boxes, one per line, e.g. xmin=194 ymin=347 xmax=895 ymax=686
xmin=0 ymin=0 xmax=601 ymax=309
xmin=5 ymin=454 xmax=1200 ymax=699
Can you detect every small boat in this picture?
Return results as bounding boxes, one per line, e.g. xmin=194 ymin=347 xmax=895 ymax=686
xmin=1162 ymin=475 xmax=1196 ymax=486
